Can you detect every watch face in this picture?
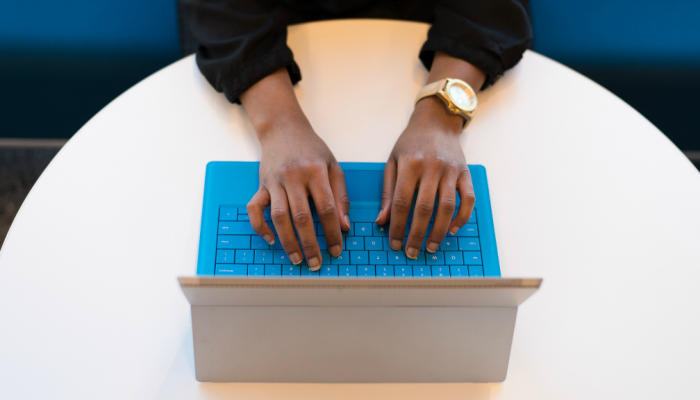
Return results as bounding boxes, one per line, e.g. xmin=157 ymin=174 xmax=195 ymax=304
xmin=446 ymin=80 xmax=477 ymax=112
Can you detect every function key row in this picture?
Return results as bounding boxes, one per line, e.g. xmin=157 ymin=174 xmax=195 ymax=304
xmin=217 ymin=234 xmax=480 ymax=252
xmin=215 ymin=264 xmax=484 ymax=277
xmin=216 ymin=249 xmax=482 ymax=266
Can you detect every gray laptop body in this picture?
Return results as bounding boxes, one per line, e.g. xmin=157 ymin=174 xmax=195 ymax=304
xmin=179 ymin=277 xmax=541 ymax=383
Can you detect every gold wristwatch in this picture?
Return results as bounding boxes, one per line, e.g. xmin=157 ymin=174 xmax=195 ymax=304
xmin=415 ymin=78 xmax=478 ymax=129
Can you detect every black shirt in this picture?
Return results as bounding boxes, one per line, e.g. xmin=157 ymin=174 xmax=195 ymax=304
xmin=178 ymin=0 xmax=532 ymax=104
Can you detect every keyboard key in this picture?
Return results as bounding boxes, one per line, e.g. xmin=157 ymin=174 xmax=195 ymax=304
xmin=413 ymin=265 xmax=431 ymax=277
xmin=458 ymin=237 xmax=480 ymax=251
xmin=453 ymin=224 xmax=478 ymax=237
xmin=342 ymin=224 xmax=355 ymax=236
xmin=274 ymin=250 xmax=293 ymax=264
xmin=235 ymin=250 xmax=254 ymax=264
xmin=469 ymin=265 xmax=484 ymax=277
xmin=331 ymin=251 xmax=350 ymax=264
xmin=376 ymin=265 xmax=394 ymax=277
xmin=237 ymin=214 xmax=250 ymax=221
xmin=254 ymin=250 xmax=273 ymax=264
xmin=365 ymin=237 xmax=383 ymax=250
xmin=263 ymin=207 xmax=272 ymax=221
xmin=317 ymin=236 xmax=327 ymax=250
xmin=349 ymin=208 xmax=380 ymax=222
xmin=387 ymin=250 xmax=407 ymax=264
xmin=439 ymin=237 xmax=459 ymax=251
xmin=311 ymin=209 xmax=320 ymax=222
xmin=425 ymin=251 xmax=444 ymax=265
xmin=350 ymin=250 xmax=369 ymax=264
xmin=219 ymin=207 xmax=238 ymax=221
xmin=216 ymin=264 xmax=247 ymax=276
xmin=358 ymin=265 xmax=375 ymax=277
xmin=463 ymin=251 xmax=482 ymax=265
xmin=251 ymin=235 xmax=270 ymax=250
xmin=238 ymin=207 xmax=248 ymax=215
xmin=369 ymin=251 xmax=387 ymax=265
xmin=282 ymin=264 xmax=301 ymax=277
xmin=217 ymin=235 xmax=251 ymax=249
xmin=383 ymin=236 xmax=393 ymax=250
xmin=406 ymin=252 xmax=426 ymax=265
xmin=216 ymin=250 xmax=235 ymax=264
xmin=339 ymin=265 xmax=357 ymax=277
xmin=450 ymin=265 xmax=469 ymax=277
xmin=248 ymin=264 xmax=264 ymax=276
xmin=394 ymin=265 xmax=412 ymax=277
xmin=301 ymin=265 xmax=320 ymax=277
xmin=444 ymin=251 xmax=463 ymax=265
xmin=373 ymin=224 xmax=389 ymax=236
xmin=316 ymin=222 xmax=325 ymax=236
xmin=346 ymin=236 xmax=364 ymax=250
xmin=320 ymin=250 xmax=330 ymax=263
xmin=218 ymin=221 xmax=255 ymax=235
xmin=467 ymin=208 xmax=477 ymax=224
xmin=431 ymin=265 xmax=450 ymax=277
xmin=270 ymin=237 xmax=284 ymax=249
xmin=265 ymin=264 xmax=282 ymax=276
xmin=355 ymin=223 xmax=373 ymax=236
xmin=320 ymin=264 xmax=338 ymax=277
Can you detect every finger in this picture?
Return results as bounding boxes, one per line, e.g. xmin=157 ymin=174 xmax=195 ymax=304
xmin=269 ymin=186 xmax=303 ymax=265
xmin=448 ymin=169 xmax=476 ymax=235
xmin=310 ymin=168 xmax=343 ymax=257
xmin=388 ymin=161 xmax=419 ymax=251
xmin=329 ymin=163 xmax=351 ymax=231
xmin=376 ymin=158 xmax=397 ymax=225
xmin=405 ymin=168 xmax=441 ymax=259
xmin=246 ymin=186 xmax=276 ymax=244
xmin=426 ymin=171 xmax=458 ymax=253
xmin=287 ymin=186 xmax=323 ymax=271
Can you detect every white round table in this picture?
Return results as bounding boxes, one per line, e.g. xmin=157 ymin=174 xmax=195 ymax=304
xmin=1 ymin=20 xmax=699 ymax=399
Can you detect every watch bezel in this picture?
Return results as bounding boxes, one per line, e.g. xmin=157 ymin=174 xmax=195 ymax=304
xmin=445 ymin=79 xmax=478 ymax=113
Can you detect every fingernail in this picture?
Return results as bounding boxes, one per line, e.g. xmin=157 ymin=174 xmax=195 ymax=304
xmin=307 ymin=257 xmax=320 ymax=271
xmin=290 ymin=252 xmax=302 ymax=265
xmin=329 ymin=244 xmax=342 ymax=257
xmin=391 ymin=239 xmax=403 ymax=250
xmin=426 ymin=242 xmax=439 ymax=253
xmin=406 ymin=246 xmax=419 ymax=259
xmin=449 ymin=226 xmax=459 ymax=235
xmin=263 ymin=234 xmax=275 ymax=245
xmin=375 ymin=207 xmax=384 ymax=223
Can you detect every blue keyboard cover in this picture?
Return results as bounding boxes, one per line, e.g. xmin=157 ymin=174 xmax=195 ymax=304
xmin=197 ymin=162 xmax=500 ymax=278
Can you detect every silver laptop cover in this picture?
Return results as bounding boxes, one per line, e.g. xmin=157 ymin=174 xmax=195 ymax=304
xmin=179 ymin=277 xmax=541 ymax=383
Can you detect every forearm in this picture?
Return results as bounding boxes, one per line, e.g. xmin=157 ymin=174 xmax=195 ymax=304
xmin=239 ymin=68 xmax=311 ymax=145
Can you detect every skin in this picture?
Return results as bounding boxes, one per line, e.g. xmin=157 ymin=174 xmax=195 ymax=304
xmin=242 ymin=52 xmax=485 ymax=270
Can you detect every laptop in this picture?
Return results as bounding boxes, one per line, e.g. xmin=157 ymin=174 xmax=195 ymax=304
xmin=179 ymin=161 xmax=541 ymax=383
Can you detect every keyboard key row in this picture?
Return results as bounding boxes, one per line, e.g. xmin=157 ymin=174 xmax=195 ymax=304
xmin=215 ymin=264 xmax=484 ymax=277
xmin=216 ymin=249 xmax=481 ymax=265
xmin=218 ymin=234 xmax=480 ymax=252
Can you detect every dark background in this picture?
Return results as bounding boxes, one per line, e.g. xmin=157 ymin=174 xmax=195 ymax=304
xmin=1 ymin=0 xmax=698 ymax=151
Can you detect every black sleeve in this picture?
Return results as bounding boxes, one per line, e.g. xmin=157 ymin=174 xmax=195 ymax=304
xmin=178 ymin=0 xmax=301 ymax=104
xmin=419 ymin=0 xmax=533 ymax=90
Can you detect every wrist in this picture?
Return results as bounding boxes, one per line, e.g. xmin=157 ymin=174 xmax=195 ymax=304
xmin=412 ymin=96 xmax=464 ymax=135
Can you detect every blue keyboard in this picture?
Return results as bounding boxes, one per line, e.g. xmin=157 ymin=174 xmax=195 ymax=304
xmin=197 ymin=162 xmax=500 ymax=278
xmin=214 ymin=204 xmax=484 ymax=278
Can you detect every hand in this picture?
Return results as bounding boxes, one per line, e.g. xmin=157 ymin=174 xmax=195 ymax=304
xmin=240 ymin=68 xmax=349 ymax=271
xmin=375 ymin=96 xmax=476 ymax=259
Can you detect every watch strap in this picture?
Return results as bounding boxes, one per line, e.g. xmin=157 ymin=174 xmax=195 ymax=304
xmin=414 ymin=79 xmax=447 ymax=106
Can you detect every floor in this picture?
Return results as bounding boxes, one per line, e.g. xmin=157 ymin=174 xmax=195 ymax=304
xmin=0 ymin=145 xmax=698 ymax=251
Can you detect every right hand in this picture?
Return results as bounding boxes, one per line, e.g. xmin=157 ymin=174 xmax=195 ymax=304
xmin=246 ymin=120 xmax=350 ymax=271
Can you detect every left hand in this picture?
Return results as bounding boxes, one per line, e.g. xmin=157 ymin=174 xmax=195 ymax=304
xmin=375 ymin=96 xmax=476 ymax=259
